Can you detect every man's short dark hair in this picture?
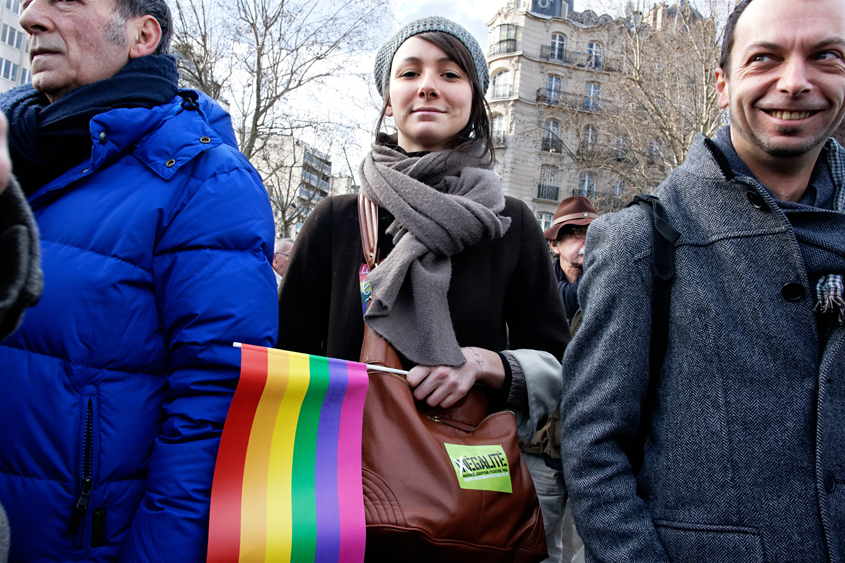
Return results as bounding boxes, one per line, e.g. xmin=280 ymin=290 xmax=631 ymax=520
xmin=115 ymin=0 xmax=173 ymax=55
xmin=719 ymin=0 xmax=755 ymax=76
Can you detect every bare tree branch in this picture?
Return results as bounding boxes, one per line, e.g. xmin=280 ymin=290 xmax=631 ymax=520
xmin=172 ymin=0 xmax=390 ymax=235
xmin=529 ymin=0 xmax=732 ymax=208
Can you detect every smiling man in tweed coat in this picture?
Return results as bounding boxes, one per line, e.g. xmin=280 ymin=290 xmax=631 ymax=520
xmin=560 ymin=0 xmax=845 ymax=561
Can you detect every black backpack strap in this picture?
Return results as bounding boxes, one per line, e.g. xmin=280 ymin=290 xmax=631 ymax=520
xmin=626 ymin=194 xmax=680 ymax=472
xmin=628 ymin=194 xmax=680 ymax=379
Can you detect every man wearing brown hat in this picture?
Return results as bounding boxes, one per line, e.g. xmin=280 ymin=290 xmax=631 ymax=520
xmin=523 ymin=195 xmax=598 ymax=563
xmin=545 ymin=196 xmax=599 ymax=331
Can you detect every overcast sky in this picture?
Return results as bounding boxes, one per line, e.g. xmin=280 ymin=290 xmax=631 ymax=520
xmin=389 ymin=0 xmax=613 ymax=46
xmin=390 ymin=0 xmax=499 ymax=46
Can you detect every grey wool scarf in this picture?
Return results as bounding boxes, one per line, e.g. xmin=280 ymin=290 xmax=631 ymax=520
xmin=0 ymin=175 xmax=42 ymax=340
xmin=359 ymin=142 xmax=511 ymax=367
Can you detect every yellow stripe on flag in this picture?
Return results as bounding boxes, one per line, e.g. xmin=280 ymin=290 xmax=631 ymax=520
xmin=265 ymin=351 xmax=311 ymax=562
xmin=238 ymin=350 xmax=287 ymax=563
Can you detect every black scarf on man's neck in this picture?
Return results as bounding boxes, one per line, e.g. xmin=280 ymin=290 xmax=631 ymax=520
xmin=5 ymin=55 xmax=179 ymax=196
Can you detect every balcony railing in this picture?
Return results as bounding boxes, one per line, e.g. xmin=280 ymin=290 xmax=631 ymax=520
xmin=490 ymin=85 xmax=513 ymax=99
xmin=537 ymin=184 xmax=560 ymax=201
xmin=567 ymin=187 xmax=625 ymax=199
xmin=564 ymin=188 xmax=627 ymax=212
xmin=489 ymin=40 xmax=518 ymax=56
xmin=536 ymin=88 xmax=605 ymax=113
xmin=539 ymin=46 xmax=619 ymax=71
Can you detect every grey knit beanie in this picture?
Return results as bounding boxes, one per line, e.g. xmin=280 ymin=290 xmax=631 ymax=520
xmin=373 ymin=16 xmax=489 ymax=99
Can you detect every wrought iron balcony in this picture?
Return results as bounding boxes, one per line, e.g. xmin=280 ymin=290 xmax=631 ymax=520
xmin=537 ymin=184 xmax=560 ymax=201
xmin=539 ymin=46 xmax=619 ymax=71
xmin=536 ymin=88 xmax=604 ymax=113
xmin=489 ymin=40 xmax=518 ymax=56
xmin=490 ymin=85 xmax=513 ymax=99
xmin=567 ymin=187 xmax=625 ymax=198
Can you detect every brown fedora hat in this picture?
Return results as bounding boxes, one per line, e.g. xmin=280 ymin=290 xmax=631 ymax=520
xmin=544 ymin=195 xmax=599 ymax=240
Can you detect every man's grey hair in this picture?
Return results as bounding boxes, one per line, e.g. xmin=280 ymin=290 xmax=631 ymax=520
xmin=106 ymin=0 xmax=173 ymax=55
xmin=275 ymin=238 xmax=295 ymax=253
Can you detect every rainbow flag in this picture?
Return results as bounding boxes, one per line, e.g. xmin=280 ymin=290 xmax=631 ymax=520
xmin=208 ymin=345 xmax=370 ymax=563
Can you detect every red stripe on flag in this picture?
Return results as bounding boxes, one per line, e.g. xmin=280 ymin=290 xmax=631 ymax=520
xmin=208 ymin=344 xmax=269 ymax=563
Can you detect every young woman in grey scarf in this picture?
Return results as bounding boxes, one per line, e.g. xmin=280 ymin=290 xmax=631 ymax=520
xmin=277 ymin=17 xmax=569 ymax=438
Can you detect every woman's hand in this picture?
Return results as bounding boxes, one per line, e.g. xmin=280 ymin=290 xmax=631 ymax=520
xmin=407 ymin=347 xmax=505 ymax=408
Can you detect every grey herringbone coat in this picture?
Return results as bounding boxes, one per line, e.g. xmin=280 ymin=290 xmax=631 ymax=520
xmin=561 ymin=134 xmax=844 ymax=563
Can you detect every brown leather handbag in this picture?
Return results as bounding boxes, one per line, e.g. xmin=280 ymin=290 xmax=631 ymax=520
xmin=357 ymin=194 xmax=547 ymax=563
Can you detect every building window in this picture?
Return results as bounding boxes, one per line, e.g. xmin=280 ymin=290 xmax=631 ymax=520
xmin=1 ymin=58 xmax=18 ymax=82
xmin=490 ymin=24 xmax=517 ymax=55
xmin=584 ymin=82 xmax=600 ymax=111
xmin=612 ymin=177 xmax=626 ymax=195
xmin=582 ymin=125 xmax=598 ymax=152
xmin=538 ymin=165 xmax=559 ymax=200
xmin=546 ymin=75 xmax=561 ymax=104
xmin=579 ymin=172 xmax=596 ymax=197
xmin=550 ymin=33 xmax=565 ymax=60
xmin=494 ymin=23 xmax=517 ymax=42
xmin=2 ymin=24 xmax=23 ymax=50
xmin=493 ymin=114 xmax=506 ymax=145
xmin=542 ymin=119 xmax=560 ymax=152
xmin=5 ymin=0 xmax=21 ymax=14
xmin=19 ymin=67 xmax=28 ymax=84
xmin=648 ymin=140 xmax=662 ymax=164
xmin=615 ymin=134 xmax=628 ymax=160
xmin=587 ymin=42 xmax=603 ymax=68
xmin=537 ymin=212 xmax=554 ymax=231
xmin=494 ymin=160 xmax=504 ymax=179
xmin=492 ymin=70 xmax=511 ymax=99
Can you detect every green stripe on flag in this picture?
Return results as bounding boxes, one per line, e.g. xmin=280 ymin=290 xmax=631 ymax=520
xmin=290 ymin=354 xmax=331 ymax=562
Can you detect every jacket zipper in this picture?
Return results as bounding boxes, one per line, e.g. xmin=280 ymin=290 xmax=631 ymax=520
xmin=69 ymin=397 xmax=94 ymax=538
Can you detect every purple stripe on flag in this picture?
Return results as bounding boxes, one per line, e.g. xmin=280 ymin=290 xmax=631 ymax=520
xmin=314 ymin=358 xmax=348 ymax=563
xmin=337 ymin=361 xmax=369 ymax=563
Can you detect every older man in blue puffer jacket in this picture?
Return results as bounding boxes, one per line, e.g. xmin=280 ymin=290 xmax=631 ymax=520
xmin=0 ymin=0 xmax=278 ymax=562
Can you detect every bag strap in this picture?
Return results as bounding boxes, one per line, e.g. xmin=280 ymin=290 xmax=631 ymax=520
xmin=358 ymin=193 xmax=379 ymax=270
xmin=627 ymin=194 xmax=680 ymax=472
xmin=357 ymin=194 xmax=403 ymax=371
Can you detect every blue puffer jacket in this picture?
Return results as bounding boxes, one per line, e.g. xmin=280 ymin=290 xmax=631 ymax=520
xmin=0 ymin=89 xmax=278 ymax=562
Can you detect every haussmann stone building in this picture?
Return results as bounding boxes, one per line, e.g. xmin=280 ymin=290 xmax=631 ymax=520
xmin=485 ymin=0 xmax=626 ymax=227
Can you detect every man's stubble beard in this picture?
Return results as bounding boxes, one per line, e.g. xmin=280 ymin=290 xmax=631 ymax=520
xmin=736 ymin=117 xmax=830 ymax=158
xmin=105 ymin=13 xmax=128 ymax=48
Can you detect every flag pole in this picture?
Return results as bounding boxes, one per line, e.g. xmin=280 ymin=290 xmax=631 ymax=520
xmin=232 ymin=343 xmax=410 ymax=375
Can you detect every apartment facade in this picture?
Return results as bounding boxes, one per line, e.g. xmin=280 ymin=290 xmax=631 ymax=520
xmin=0 ymin=0 xmax=30 ymax=93
xmin=486 ymin=0 xmax=624 ymax=227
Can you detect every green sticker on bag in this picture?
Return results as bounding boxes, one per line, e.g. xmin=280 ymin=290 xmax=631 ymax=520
xmin=444 ymin=443 xmax=512 ymax=493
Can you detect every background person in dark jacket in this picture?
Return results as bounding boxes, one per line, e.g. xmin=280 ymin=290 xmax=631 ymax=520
xmin=0 ymin=0 xmax=278 ymax=561
xmin=522 ymin=195 xmax=597 ymax=563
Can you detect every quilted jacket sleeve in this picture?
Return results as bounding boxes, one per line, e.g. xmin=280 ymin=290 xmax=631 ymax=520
xmin=119 ymin=159 xmax=278 ymax=562
xmin=559 ymin=207 xmax=670 ymax=563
